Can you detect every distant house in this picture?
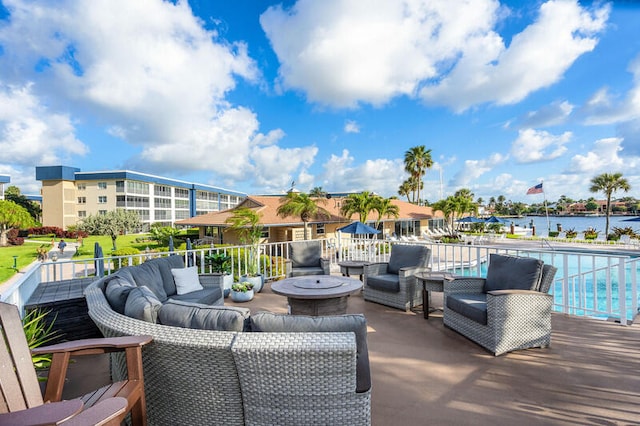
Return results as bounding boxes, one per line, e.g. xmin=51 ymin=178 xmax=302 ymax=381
xmin=176 ymin=195 xmax=445 ymax=245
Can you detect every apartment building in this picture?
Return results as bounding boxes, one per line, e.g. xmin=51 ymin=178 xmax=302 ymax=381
xmin=36 ymin=166 xmax=246 ymax=230
xmin=0 ymin=175 xmax=8 ymax=200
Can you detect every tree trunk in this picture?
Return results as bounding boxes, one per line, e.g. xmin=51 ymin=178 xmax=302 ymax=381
xmin=303 ymin=221 xmax=309 ymax=240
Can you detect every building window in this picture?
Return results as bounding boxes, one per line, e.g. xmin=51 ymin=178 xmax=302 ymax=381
xmin=316 ymin=223 xmax=325 ymax=235
xmin=98 ymin=182 xmax=107 ymax=190
xmin=116 ymin=180 xmax=125 ymax=192
xmin=78 ymin=211 xmax=86 ymax=218
xmin=154 ymin=198 xmax=171 ymax=208
xmin=127 ymin=181 xmax=149 ymax=195
xmin=77 ymin=196 xmax=86 ymax=204
xmin=98 ymin=196 xmax=107 ymax=204
xmin=77 ymin=183 xmax=86 ymax=190
xmin=175 ymin=188 xmax=189 ymax=198
xmin=98 ymin=210 xmax=107 ymax=215
xmin=154 ymin=185 xmax=171 ymax=196
xmin=260 ymin=227 xmax=269 ymax=238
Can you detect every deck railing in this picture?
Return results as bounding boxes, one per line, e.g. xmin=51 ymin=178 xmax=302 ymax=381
xmin=3 ymin=238 xmax=638 ymax=324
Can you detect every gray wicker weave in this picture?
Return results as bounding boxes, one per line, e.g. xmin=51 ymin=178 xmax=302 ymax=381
xmin=232 ymin=333 xmax=371 ymax=426
xmin=443 ymin=264 xmax=557 ymax=356
xmin=362 ymin=246 xmax=431 ymax=311
xmin=85 ymin=277 xmax=371 ymax=425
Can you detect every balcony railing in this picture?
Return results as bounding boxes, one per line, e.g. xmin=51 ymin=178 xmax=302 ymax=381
xmin=2 ymin=239 xmax=638 ymax=324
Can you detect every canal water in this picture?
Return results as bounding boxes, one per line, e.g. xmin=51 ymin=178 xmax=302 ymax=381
xmin=511 ymin=215 xmax=640 ymax=237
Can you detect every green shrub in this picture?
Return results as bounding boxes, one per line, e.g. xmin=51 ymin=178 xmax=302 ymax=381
xmin=111 ymin=247 xmax=142 ymax=270
xmin=548 ymin=231 xmax=559 ymax=238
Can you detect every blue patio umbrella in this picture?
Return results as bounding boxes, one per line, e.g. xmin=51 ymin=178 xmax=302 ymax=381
xmin=168 ymin=235 xmax=175 ymax=253
xmin=94 ymin=242 xmax=104 ymax=277
xmin=622 ymin=217 xmax=640 ymax=222
xmin=337 ymin=221 xmax=381 ymax=235
xmin=484 ymin=216 xmax=509 ymax=224
xmin=186 ymin=238 xmax=194 ymax=267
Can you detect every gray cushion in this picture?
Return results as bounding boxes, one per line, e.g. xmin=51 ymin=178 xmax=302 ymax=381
xmin=289 ymin=241 xmax=322 ymax=268
xmin=290 ymin=266 xmax=325 ymax=277
xmin=170 ymin=287 xmax=223 ymax=305
xmin=484 ymin=254 xmax=543 ymax=293
xmin=250 ymin=311 xmax=371 ymax=393
xmin=366 ymin=274 xmax=400 ymax=293
xmin=104 ymin=276 xmax=135 ymax=314
xmin=158 ymin=300 xmax=250 ymax=332
xmin=388 ymin=244 xmax=430 ymax=274
xmin=446 ymin=293 xmax=488 ymax=325
xmin=144 ymin=256 xmax=185 ymax=296
xmin=124 ymin=286 xmax=163 ymax=323
xmin=127 ymin=260 xmax=169 ymax=302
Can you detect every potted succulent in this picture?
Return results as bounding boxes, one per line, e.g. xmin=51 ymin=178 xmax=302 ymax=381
xmin=225 ymin=208 xmax=264 ymax=292
xmin=230 ymin=281 xmax=254 ymax=302
xmin=205 ymin=252 xmax=234 ymax=297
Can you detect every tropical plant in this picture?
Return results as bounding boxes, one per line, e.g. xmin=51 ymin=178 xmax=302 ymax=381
xmin=340 ymin=191 xmax=377 ymax=223
xmin=612 ymin=226 xmax=637 ymax=238
xmin=589 ymin=172 xmax=631 ymax=239
xmin=397 ymin=180 xmax=412 ymax=203
xmin=403 ymin=145 xmax=433 ymax=204
xmin=309 ymin=186 xmax=327 ymax=198
xmin=225 ymin=207 xmax=263 ymax=275
xmin=78 ymin=208 xmax=142 ymax=250
xmin=584 ymin=228 xmax=599 ymax=240
xmin=565 ymin=228 xmax=578 ymax=239
xmin=371 ymin=196 xmax=399 ymax=229
xmin=276 ymin=192 xmax=331 ymax=240
xmin=5 ymin=185 xmax=42 ymax=222
xmin=205 ymin=252 xmax=232 ymax=274
xmin=148 ymin=224 xmax=182 ymax=247
xmin=23 ymin=308 xmax=60 ymax=378
xmin=232 ymin=281 xmax=254 ymax=292
xmin=0 ymin=200 xmax=36 ymax=247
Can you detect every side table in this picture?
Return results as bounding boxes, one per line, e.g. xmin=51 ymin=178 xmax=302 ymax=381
xmin=415 ymin=271 xmax=457 ymax=319
xmin=338 ymin=261 xmax=368 ymax=281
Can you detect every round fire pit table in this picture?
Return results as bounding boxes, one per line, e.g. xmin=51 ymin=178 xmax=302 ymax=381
xmin=271 ymin=275 xmax=363 ymax=316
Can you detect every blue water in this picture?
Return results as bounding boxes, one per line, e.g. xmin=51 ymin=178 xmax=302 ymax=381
xmin=511 ymin=215 xmax=639 ymax=236
xmin=449 ymin=251 xmax=639 ymax=321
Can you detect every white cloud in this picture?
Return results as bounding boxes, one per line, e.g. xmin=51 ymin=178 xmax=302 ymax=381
xmin=511 ymin=129 xmax=571 ymax=163
xmin=250 ymin=144 xmax=318 ymax=192
xmin=261 ymin=0 xmax=503 ymax=108
xmin=261 ymin=0 xmax=608 ymax=111
xmin=449 ymin=153 xmax=506 ymax=187
xmin=519 ymin=100 xmax=574 ymax=128
xmin=421 ymin=1 xmax=609 ymax=112
xmin=568 ymin=137 xmax=630 ymax=174
xmin=581 ymin=54 xmax=640 ymax=125
xmin=344 ymin=120 xmax=360 ymax=134
xmin=0 ymin=83 xmax=87 ymax=165
xmin=0 ymin=0 xmax=276 ymax=187
xmin=320 ymin=149 xmax=404 ymax=196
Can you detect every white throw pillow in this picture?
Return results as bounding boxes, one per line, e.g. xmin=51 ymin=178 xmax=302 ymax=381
xmin=171 ymin=266 xmax=204 ymax=295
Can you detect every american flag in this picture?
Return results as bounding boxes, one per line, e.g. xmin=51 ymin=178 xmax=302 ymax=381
xmin=526 ymin=183 xmax=543 ymax=195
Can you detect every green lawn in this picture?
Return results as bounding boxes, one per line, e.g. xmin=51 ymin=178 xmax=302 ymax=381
xmin=0 ymin=233 xmax=181 ymax=284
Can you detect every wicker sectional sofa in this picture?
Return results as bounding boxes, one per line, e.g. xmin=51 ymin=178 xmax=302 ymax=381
xmin=84 ymin=256 xmax=371 ymax=426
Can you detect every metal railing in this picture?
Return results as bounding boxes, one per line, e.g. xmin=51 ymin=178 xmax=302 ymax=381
xmin=3 ymin=238 xmax=638 ymax=324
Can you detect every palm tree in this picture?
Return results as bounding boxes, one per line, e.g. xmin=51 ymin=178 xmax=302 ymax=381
xmin=403 ymin=145 xmax=433 ymax=204
xmin=431 ymin=197 xmax=456 ymax=233
xmin=589 ymin=172 xmax=631 ymax=239
xmin=398 ymin=180 xmax=412 ymax=203
xmin=225 ymin=207 xmax=263 ymax=275
xmin=276 ymin=192 xmax=331 ymax=240
xmin=340 ymin=191 xmax=377 ymax=223
xmin=371 ymin=196 xmax=400 ymax=229
xmin=309 ymin=186 xmax=327 ymax=198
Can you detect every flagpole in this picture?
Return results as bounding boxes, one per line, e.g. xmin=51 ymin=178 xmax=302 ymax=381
xmin=542 ymin=180 xmax=550 ymax=235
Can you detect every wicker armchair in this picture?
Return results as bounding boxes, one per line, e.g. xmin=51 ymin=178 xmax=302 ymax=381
xmin=363 ymin=244 xmax=431 ymax=311
xmin=285 ymin=240 xmax=331 ymax=277
xmin=443 ymin=254 xmax=557 ymax=356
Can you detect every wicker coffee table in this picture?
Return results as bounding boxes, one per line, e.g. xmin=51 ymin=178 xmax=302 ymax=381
xmin=271 ymin=275 xmax=363 ymax=316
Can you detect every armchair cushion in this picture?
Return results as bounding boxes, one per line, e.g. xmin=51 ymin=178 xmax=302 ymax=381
xmin=171 ymin=266 xmax=204 ymax=295
xmin=388 ymin=244 xmax=430 ymax=274
xmin=290 ymin=240 xmax=323 ymax=267
xmin=484 ymin=254 xmax=543 ymax=293
xmin=366 ymin=274 xmax=400 ymax=293
xmin=250 ymin=311 xmax=371 ymax=393
xmin=158 ymin=300 xmax=250 ymax=331
xmin=290 ymin=266 xmax=326 ymax=277
xmin=446 ymin=293 xmax=488 ymax=325
xmin=124 ymin=286 xmax=163 ymax=323
xmin=126 ymin=261 xmax=169 ymax=302
xmin=145 ymin=255 xmax=185 ymax=296
xmin=104 ymin=276 xmax=136 ymax=314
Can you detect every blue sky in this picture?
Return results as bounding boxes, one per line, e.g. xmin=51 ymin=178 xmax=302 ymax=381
xmin=1 ymin=0 xmax=640 ymax=204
